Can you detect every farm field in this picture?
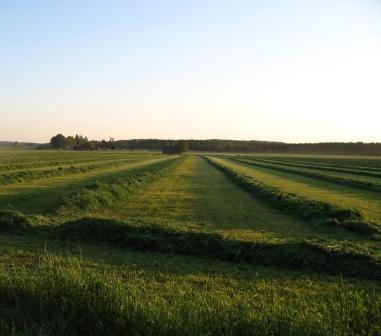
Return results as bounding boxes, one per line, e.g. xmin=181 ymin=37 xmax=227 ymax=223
xmin=212 ymin=156 xmax=381 ymax=225
xmin=1 ymin=151 xmax=381 ymax=335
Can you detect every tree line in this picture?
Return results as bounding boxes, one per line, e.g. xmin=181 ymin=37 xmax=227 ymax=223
xmin=41 ymin=134 xmax=381 ymax=155
xmin=0 ymin=141 xmax=39 ymax=149
xmin=112 ymin=139 xmax=381 ymax=155
xmin=44 ymin=134 xmax=189 ymax=154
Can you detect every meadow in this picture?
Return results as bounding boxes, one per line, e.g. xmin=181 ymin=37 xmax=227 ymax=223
xmin=0 ymin=150 xmax=381 ymax=335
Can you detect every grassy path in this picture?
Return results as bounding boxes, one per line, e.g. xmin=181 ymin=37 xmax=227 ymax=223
xmin=112 ymin=156 xmax=345 ymax=241
xmin=0 ymin=156 xmax=174 ymax=215
xmin=214 ymin=157 xmax=381 ymax=223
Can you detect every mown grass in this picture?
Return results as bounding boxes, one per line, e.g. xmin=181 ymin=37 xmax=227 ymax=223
xmin=3 ymin=213 xmax=379 ymax=280
xmin=109 ymin=156 xmax=335 ymax=241
xmin=251 ymin=155 xmax=381 ymax=170
xmin=0 ymin=210 xmax=31 ymax=232
xmin=0 ymin=156 xmax=174 ymax=215
xmin=1 ymin=152 xmax=381 ymax=335
xmin=212 ymin=156 xmax=381 ymax=225
xmin=0 ymin=151 xmax=153 ymax=172
xmin=2 ymin=157 xmax=378 ymax=280
xmin=247 ymin=156 xmax=381 ymax=178
xmin=0 ymin=156 xmax=154 ymax=186
xmin=235 ymin=157 xmax=381 ymax=191
xmin=54 ymin=217 xmax=381 ymax=280
xmin=57 ymin=157 xmax=181 ymax=220
xmin=207 ymin=156 xmax=380 ymax=236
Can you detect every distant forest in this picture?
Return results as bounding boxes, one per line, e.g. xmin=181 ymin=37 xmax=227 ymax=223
xmin=113 ymin=139 xmax=381 ymax=155
xmin=2 ymin=137 xmax=380 ymax=155
xmin=0 ymin=141 xmax=39 ymax=149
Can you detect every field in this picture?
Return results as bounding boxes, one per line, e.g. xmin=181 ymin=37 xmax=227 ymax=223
xmin=1 ymin=150 xmax=381 ymax=335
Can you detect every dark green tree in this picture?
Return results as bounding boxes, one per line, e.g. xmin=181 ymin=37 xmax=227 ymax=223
xmin=50 ymin=134 xmax=66 ymax=149
xmin=176 ymin=141 xmax=189 ymax=154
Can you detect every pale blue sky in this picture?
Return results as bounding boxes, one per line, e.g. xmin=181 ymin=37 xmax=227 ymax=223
xmin=1 ymin=0 xmax=380 ymax=142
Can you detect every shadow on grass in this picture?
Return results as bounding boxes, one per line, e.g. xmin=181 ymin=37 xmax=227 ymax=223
xmin=2 ymin=208 xmax=380 ymax=281
xmin=0 ymin=158 xmax=177 ymax=216
xmin=55 ymin=217 xmax=381 ymax=281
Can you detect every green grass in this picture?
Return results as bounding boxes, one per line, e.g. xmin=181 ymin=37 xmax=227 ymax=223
xmin=245 ymin=156 xmax=381 ymax=177
xmin=54 ymin=217 xmax=381 ymax=280
xmin=1 ymin=151 xmax=381 ymax=335
xmin=0 ymin=153 xmax=153 ymax=173
xmin=0 ymin=157 xmax=142 ymax=185
xmin=108 ymin=156 xmax=328 ymax=239
xmin=207 ymin=157 xmax=381 ymax=236
xmin=213 ymin=156 xmax=381 ymax=224
xmin=56 ymin=157 xmax=181 ymax=221
xmin=234 ymin=157 xmax=381 ymax=192
xmin=234 ymin=154 xmax=381 ymax=169
xmin=0 ymin=156 xmax=174 ymax=215
xmin=0 ymin=151 xmax=152 ymax=175
xmin=0 ymin=237 xmax=380 ymax=336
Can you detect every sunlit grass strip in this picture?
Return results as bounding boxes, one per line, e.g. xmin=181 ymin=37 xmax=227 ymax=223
xmin=0 ymin=156 xmax=154 ymax=186
xmin=206 ymin=157 xmax=380 ymax=236
xmin=247 ymin=157 xmax=381 ymax=177
xmin=58 ymin=157 xmax=182 ymax=216
xmin=0 ymin=154 xmax=151 ymax=173
xmin=233 ymin=157 xmax=381 ymax=194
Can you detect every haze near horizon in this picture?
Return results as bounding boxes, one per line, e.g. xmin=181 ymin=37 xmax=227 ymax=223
xmin=1 ymin=0 xmax=380 ymax=143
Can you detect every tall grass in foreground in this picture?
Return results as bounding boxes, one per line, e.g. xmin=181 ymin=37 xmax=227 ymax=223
xmin=0 ymin=252 xmax=380 ymax=336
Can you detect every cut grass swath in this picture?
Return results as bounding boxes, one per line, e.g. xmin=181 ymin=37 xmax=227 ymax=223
xmin=0 ymin=157 xmax=151 ymax=186
xmin=206 ymin=157 xmax=380 ymax=236
xmin=233 ymin=157 xmax=381 ymax=194
xmin=55 ymin=217 xmax=381 ymax=280
xmin=246 ymin=157 xmax=381 ymax=178
xmin=58 ymin=156 xmax=182 ymax=215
